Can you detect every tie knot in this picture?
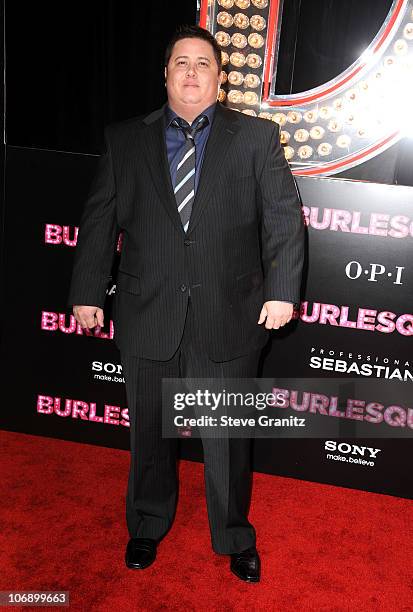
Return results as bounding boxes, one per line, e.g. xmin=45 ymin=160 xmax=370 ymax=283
xmin=171 ymin=115 xmax=208 ymax=139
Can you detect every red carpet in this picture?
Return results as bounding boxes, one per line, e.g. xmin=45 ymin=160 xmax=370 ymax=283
xmin=1 ymin=430 xmax=412 ymax=611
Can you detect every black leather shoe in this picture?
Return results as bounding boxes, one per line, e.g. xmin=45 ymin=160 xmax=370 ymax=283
xmin=125 ymin=538 xmax=157 ymax=570
xmin=230 ymin=546 xmax=260 ymax=582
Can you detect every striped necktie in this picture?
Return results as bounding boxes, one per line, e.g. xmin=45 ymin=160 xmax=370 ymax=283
xmin=171 ymin=115 xmax=208 ymax=232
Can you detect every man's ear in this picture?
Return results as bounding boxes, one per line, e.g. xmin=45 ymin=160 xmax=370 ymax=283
xmin=164 ymin=66 xmax=167 ymax=84
xmin=216 ymin=71 xmax=223 ymax=99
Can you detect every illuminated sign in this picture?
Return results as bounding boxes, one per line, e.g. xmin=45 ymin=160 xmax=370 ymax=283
xmin=199 ymin=0 xmax=413 ymax=176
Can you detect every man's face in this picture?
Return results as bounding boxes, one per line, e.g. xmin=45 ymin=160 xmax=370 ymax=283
xmin=165 ymin=38 xmax=221 ymax=111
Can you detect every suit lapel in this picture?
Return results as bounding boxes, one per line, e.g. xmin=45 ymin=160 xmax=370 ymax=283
xmin=140 ymin=103 xmax=239 ymax=236
xmin=187 ymin=103 xmax=239 ymax=235
xmin=142 ymin=106 xmax=185 ymax=235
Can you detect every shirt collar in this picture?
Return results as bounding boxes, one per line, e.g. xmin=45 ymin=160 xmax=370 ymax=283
xmin=165 ymin=102 xmax=217 ymax=129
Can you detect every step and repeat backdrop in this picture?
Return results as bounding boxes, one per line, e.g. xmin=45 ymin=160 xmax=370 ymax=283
xmin=2 ymin=0 xmax=413 ymax=499
xmin=1 ymin=145 xmax=412 ymax=498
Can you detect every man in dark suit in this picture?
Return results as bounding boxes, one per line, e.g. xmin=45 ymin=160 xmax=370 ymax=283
xmin=69 ymin=25 xmax=304 ymax=582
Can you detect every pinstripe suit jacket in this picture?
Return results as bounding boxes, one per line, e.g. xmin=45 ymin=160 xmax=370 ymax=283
xmin=68 ymin=102 xmax=304 ymax=361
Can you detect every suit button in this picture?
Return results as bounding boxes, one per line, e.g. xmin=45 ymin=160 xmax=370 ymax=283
xmin=184 ymin=239 xmax=192 ymax=246
xmin=180 ymin=284 xmax=187 ymax=292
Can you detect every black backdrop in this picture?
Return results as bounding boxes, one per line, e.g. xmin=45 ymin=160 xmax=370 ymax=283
xmin=3 ymin=0 xmax=405 ymax=161
xmin=2 ymin=146 xmax=412 ymax=498
xmin=2 ymin=1 xmax=413 ymax=499
xmin=6 ymin=0 xmax=413 ymax=183
xmin=6 ymin=0 xmax=197 ymax=154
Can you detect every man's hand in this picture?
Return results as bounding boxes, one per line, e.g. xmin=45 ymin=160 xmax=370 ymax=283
xmin=73 ymin=305 xmax=104 ymax=329
xmin=258 ymin=300 xmax=294 ymax=330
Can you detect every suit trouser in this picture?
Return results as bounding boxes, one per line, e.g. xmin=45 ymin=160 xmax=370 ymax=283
xmin=121 ymin=298 xmax=261 ymax=554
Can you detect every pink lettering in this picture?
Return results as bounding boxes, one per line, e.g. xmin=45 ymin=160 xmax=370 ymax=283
xmin=62 ymin=226 xmax=78 ymax=247
xmin=339 ymin=306 xmax=357 ymax=328
xmin=41 ymin=311 xmax=58 ymax=331
xmin=346 ymin=399 xmax=365 ymax=421
xmin=365 ymin=402 xmax=384 ymax=424
xmin=384 ymin=405 xmax=406 ymax=427
xmin=37 ymin=395 xmax=54 ymax=414
xmin=357 ymin=309 xmax=377 ymax=331
xmin=388 ymin=215 xmax=409 ymax=238
xmin=54 ymin=399 xmax=72 ymax=417
xmin=45 ymin=224 xmax=62 ymax=244
xmin=309 ymin=207 xmax=332 ymax=230
xmin=330 ymin=209 xmax=351 ymax=232
xmin=350 ymin=211 xmax=369 ymax=234
xmin=300 ymin=301 xmax=320 ymax=323
xmin=309 ymin=394 xmax=329 ymax=415
xmin=289 ymin=391 xmax=310 ymax=412
xmin=89 ymin=403 xmax=104 ymax=423
xmin=395 ymin=314 xmax=413 ymax=336
xmin=58 ymin=314 xmax=77 ymax=334
xmin=369 ymin=213 xmax=389 ymax=237
xmin=375 ymin=311 xmax=396 ymax=333
xmin=319 ymin=304 xmax=340 ymax=325
xmin=104 ymin=405 xmax=121 ymax=425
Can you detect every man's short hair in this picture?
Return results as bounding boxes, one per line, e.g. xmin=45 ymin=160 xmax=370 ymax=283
xmin=164 ymin=24 xmax=222 ymax=74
